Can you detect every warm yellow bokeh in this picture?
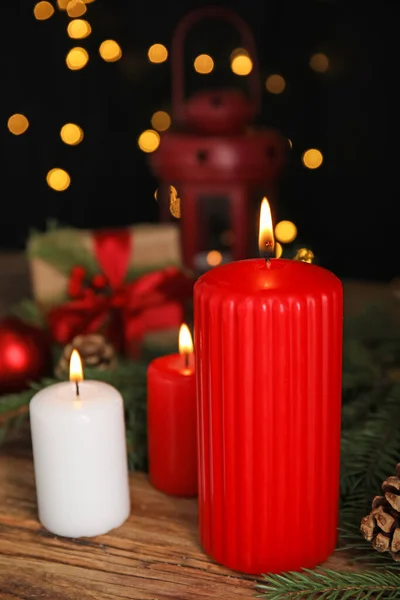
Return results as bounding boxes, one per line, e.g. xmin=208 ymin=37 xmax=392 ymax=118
xmin=46 ymin=168 xmax=71 ymax=191
xmin=7 ymin=114 xmax=29 ymax=135
xmin=275 ymin=220 xmax=297 ymax=244
xmin=288 ymin=138 xmax=293 ymax=148
xmin=33 ymin=1 xmax=54 ymax=20
xmin=67 ymin=19 xmax=91 ymax=39
xmin=138 ymin=129 xmax=160 ymax=153
xmin=60 ymin=123 xmax=84 ymax=145
xmin=206 ymin=250 xmax=223 ymax=267
xmin=57 ymin=0 xmax=69 ymax=9
xmin=99 ymin=40 xmax=122 ymax=62
xmin=194 ymin=54 xmax=214 ymax=74
xmin=66 ymin=0 xmax=87 ymax=17
xmin=231 ymin=54 xmax=253 ymax=76
xmin=265 ymin=74 xmax=286 ymax=94
xmin=151 ymin=111 xmax=171 ymax=132
xmin=275 ymin=242 xmax=283 ymax=259
xmin=148 ymin=44 xmax=168 ymax=63
xmin=66 ymin=47 xmax=89 ymax=70
xmin=302 ymin=148 xmax=323 ymax=169
xmin=309 ymin=53 xmax=329 ymax=73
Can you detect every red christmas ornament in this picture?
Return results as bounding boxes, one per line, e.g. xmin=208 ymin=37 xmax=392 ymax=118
xmin=0 ymin=316 xmax=52 ymax=395
xmin=149 ymin=7 xmax=287 ymax=270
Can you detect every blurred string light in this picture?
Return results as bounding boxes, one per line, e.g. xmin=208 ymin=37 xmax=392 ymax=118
xmin=33 ymin=1 xmax=54 ymax=20
xmin=148 ymin=44 xmax=168 ymax=63
xmin=99 ymin=40 xmax=122 ymax=62
xmin=151 ymin=111 xmax=171 ymax=132
xmin=138 ymin=129 xmax=160 ymax=153
xmin=66 ymin=0 xmax=87 ymax=17
xmin=288 ymin=138 xmax=293 ymax=148
xmin=7 ymin=114 xmax=29 ymax=135
xmin=265 ymin=74 xmax=286 ymax=94
xmin=67 ymin=19 xmax=91 ymax=39
xmin=66 ymin=47 xmax=89 ymax=70
xmin=60 ymin=123 xmax=84 ymax=145
xmin=46 ymin=168 xmax=71 ymax=191
xmin=194 ymin=54 xmax=214 ymax=74
xmin=302 ymin=148 xmax=323 ymax=169
xmin=206 ymin=250 xmax=222 ymax=267
xmin=230 ymin=49 xmax=253 ymax=76
xmin=309 ymin=53 xmax=329 ymax=73
xmin=275 ymin=242 xmax=283 ymax=258
xmin=275 ymin=220 xmax=297 ymax=244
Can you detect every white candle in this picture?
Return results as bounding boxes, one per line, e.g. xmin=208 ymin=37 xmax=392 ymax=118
xmin=29 ymin=351 xmax=130 ymax=538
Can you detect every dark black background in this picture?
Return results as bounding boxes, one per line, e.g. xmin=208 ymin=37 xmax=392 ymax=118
xmin=2 ymin=1 xmax=397 ymax=280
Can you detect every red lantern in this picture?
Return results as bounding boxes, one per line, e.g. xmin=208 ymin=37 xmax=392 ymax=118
xmin=149 ymin=7 xmax=287 ymax=271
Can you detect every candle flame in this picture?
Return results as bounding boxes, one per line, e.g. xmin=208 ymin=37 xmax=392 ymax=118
xmin=69 ymin=349 xmax=84 ymax=382
xmin=258 ymin=197 xmax=275 ymax=259
xmin=179 ymin=323 xmax=193 ymax=355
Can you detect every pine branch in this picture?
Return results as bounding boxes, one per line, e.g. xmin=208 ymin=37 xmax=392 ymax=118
xmin=256 ymin=569 xmax=400 ymax=599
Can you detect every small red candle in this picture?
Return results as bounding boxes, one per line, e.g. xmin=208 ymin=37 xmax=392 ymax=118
xmin=147 ymin=324 xmax=197 ymax=497
xmin=194 ymin=198 xmax=343 ymax=574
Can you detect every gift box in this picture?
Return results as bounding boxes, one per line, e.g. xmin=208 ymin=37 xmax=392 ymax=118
xmin=27 ymin=224 xmax=193 ymax=357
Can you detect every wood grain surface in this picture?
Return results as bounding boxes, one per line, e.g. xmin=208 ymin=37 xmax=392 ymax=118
xmin=0 ymin=445 xmax=355 ymax=600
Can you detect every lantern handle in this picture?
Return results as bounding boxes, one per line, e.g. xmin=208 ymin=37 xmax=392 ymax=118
xmin=171 ymin=6 xmax=261 ymax=123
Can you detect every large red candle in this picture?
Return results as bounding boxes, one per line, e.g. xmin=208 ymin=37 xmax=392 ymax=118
xmin=194 ymin=199 xmax=343 ymax=574
xmin=147 ymin=324 xmax=197 ymax=497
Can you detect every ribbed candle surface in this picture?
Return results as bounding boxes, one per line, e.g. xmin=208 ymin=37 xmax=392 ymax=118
xmin=194 ymin=258 xmax=343 ymax=574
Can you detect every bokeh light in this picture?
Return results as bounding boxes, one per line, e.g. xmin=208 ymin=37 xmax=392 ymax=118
xmin=138 ymin=129 xmax=160 ymax=153
xmin=148 ymin=44 xmax=168 ymax=63
xmin=66 ymin=0 xmax=87 ymax=17
xmin=206 ymin=250 xmax=223 ymax=267
xmin=33 ymin=1 xmax=54 ymax=20
xmin=302 ymin=148 xmax=323 ymax=169
xmin=309 ymin=53 xmax=329 ymax=73
xmin=231 ymin=53 xmax=253 ymax=76
xmin=151 ymin=111 xmax=171 ymax=132
xmin=7 ymin=114 xmax=29 ymax=135
xmin=67 ymin=19 xmax=91 ymax=39
xmin=275 ymin=220 xmax=297 ymax=244
xmin=60 ymin=123 xmax=84 ymax=145
xmin=57 ymin=0 xmax=69 ymax=9
xmin=194 ymin=54 xmax=214 ymax=74
xmin=46 ymin=168 xmax=71 ymax=191
xmin=99 ymin=40 xmax=122 ymax=62
xmin=288 ymin=138 xmax=293 ymax=148
xmin=265 ymin=74 xmax=286 ymax=94
xmin=169 ymin=186 xmax=180 ymax=218
xmin=275 ymin=243 xmax=283 ymax=259
xmin=66 ymin=47 xmax=89 ymax=70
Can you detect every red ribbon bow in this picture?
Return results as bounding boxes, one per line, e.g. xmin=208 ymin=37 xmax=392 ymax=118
xmin=48 ymin=230 xmax=193 ymax=357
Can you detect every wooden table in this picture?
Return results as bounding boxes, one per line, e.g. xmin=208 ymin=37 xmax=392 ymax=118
xmin=0 ymin=253 xmax=386 ymax=599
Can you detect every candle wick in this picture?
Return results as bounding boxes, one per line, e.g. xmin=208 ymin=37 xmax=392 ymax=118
xmin=259 ymin=241 xmax=274 ymax=265
xmin=75 ymin=381 xmax=80 ymax=397
xmin=184 ymin=352 xmax=189 ymax=369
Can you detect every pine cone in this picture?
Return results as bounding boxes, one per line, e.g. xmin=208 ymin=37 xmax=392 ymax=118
xmin=360 ymin=463 xmax=400 ymax=561
xmin=55 ymin=334 xmax=117 ymax=379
